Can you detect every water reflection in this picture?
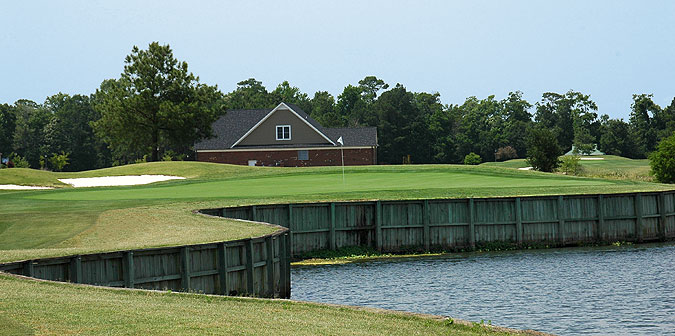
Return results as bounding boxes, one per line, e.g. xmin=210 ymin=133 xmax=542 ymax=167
xmin=291 ymin=244 xmax=675 ymax=336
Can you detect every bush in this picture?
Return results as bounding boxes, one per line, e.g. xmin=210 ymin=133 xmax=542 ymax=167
xmin=650 ymin=133 xmax=675 ymax=183
xmin=559 ymin=155 xmax=582 ymax=175
xmin=49 ymin=152 xmax=70 ymax=172
xmin=464 ymin=152 xmax=481 ymax=165
xmin=526 ymin=128 xmax=562 ymax=172
xmin=495 ymin=146 xmax=518 ymax=161
xmin=9 ymin=153 xmax=30 ymax=168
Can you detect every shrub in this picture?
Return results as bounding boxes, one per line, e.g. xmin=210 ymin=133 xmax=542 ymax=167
xmin=526 ymin=128 xmax=562 ymax=172
xmin=49 ymin=152 xmax=70 ymax=172
xmin=9 ymin=153 xmax=30 ymax=168
xmin=464 ymin=152 xmax=481 ymax=165
xmin=650 ymin=133 xmax=675 ymax=183
xmin=495 ymin=146 xmax=518 ymax=161
xmin=559 ymin=155 xmax=582 ymax=175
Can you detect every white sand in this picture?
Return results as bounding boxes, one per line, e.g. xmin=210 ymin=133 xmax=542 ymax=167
xmin=580 ymin=157 xmax=605 ymax=160
xmin=58 ymin=175 xmax=185 ymax=188
xmin=518 ymin=167 xmax=533 ymax=170
xmin=0 ymin=184 xmax=53 ymax=190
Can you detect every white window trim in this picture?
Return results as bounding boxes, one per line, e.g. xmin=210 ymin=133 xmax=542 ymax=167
xmin=276 ymin=125 xmax=291 ymax=141
xmin=230 ymin=102 xmax=336 ymax=148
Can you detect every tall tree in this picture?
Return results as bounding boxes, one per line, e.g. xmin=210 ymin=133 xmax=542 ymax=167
xmin=629 ymin=93 xmax=660 ymax=157
xmin=43 ymin=93 xmax=111 ymax=171
xmin=92 ymin=42 xmax=224 ymax=162
xmin=500 ymin=91 xmax=533 ymax=158
xmin=535 ymin=91 xmax=597 ymax=153
xmin=0 ymin=104 xmax=16 ymax=158
xmin=655 ymin=97 xmax=675 ymax=142
xmin=224 ymin=78 xmax=273 ymax=110
xmin=12 ymin=99 xmax=51 ymax=168
xmin=269 ymin=81 xmax=311 ymax=112
xmin=309 ymin=91 xmax=340 ymax=127
xmin=372 ymin=84 xmax=425 ymax=164
xmin=598 ymin=116 xmax=636 ymax=157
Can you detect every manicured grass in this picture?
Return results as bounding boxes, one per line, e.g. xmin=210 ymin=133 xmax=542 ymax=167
xmin=0 ymin=274 xmax=528 ymax=336
xmin=1 ymin=162 xmax=672 ymax=335
xmin=2 ymin=163 xmax=672 ymax=262
xmin=482 ymin=155 xmax=653 ymax=181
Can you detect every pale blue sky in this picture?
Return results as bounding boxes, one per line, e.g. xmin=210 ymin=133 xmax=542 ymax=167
xmin=2 ymin=1 xmax=674 ymax=119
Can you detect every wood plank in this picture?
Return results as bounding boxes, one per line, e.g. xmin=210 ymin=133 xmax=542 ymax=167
xmin=329 ymin=202 xmax=336 ymax=250
xmin=659 ymin=192 xmax=667 ymax=241
xmin=597 ymin=195 xmax=604 ymax=242
xmin=375 ymin=201 xmax=382 ymax=251
xmin=245 ymin=239 xmax=254 ymax=295
xmin=181 ymin=247 xmax=190 ymax=291
xmin=468 ymin=198 xmax=475 ymax=248
xmin=217 ymin=242 xmax=228 ymax=295
xmin=70 ymin=255 xmax=82 ymax=283
xmin=515 ymin=197 xmax=522 ymax=245
xmin=423 ymin=200 xmax=430 ymax=251
xmin=635 ymin=193 xmax=644 ymax=242
xmin=265 ymin=236 xmax=275 ymax=297
xmin=23 ymin=260 xmax=34 ymax=277
xmin=558 ymin=195 xmax=565 ymax=244
xmin=124 ymin=251 xmax=134 ymax=288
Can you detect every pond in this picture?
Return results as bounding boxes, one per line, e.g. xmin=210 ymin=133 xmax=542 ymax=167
xmin=291 ymin=243 xmax=675 ymax=335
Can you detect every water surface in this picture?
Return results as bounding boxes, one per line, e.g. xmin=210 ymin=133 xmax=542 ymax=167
xmin=291 ymin=244 xmax=675 ymax=335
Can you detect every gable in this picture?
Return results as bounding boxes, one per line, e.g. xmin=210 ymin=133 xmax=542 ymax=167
xmin=237 ymin=107 xmax=332 ymax=146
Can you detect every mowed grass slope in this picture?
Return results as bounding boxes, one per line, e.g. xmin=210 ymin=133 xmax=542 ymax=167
xmin=483 ymin=155 xmax=652 ymax=181
xmin=1 ymin=162 xmax=672 ymax=335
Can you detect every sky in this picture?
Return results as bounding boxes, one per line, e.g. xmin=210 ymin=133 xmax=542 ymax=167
xmin=1 ymin=0 xmax=674 ymax=120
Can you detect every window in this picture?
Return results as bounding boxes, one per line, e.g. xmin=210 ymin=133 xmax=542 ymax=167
xmin=298 ymin=150 xmax=308 ymax=160
xmin=276 ymin=125 xmax=291 ymax=140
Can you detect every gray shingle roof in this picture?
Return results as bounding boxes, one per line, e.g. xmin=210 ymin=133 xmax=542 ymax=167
xmin=195 ymin=109 xmax=269 ymax=150
xmin=195 ymin=103 xmax=377 ymax=150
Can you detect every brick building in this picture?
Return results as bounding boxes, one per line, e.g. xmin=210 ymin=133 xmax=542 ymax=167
xmin=195 ymin=103 xmax=377 ymax=166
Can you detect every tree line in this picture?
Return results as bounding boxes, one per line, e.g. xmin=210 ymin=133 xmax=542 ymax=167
xmin=1 ymin=42 xmax=674 ymax=171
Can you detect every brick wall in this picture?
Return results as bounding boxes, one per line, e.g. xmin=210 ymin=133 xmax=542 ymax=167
xmin=196 ymin=148 xmax=376 ymax=166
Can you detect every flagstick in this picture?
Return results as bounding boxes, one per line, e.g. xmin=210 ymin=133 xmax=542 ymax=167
xmin=341 ymin=145 xmax=345 ymax=186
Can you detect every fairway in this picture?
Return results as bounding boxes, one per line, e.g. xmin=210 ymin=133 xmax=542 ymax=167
xmin=29 ymin=170 xmax=616 ymax=201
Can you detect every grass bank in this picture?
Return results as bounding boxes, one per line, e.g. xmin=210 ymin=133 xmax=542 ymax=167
xmin=483 ymin=155 xmax=652 ymax=181
xmin=1 ymin=162 xmax=671 ymax=335
xmin=1 ymin=274 xmax=540 ymax=336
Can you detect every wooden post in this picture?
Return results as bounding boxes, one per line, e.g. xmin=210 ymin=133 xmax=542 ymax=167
xmin=285 ymin=233 xmax=291 ymax=297
xmin=635 ymin=193 xmax=644 ymax=242
xmin=423 ymin=200 xmax=430 ymax=251
xmin=265 ymin=236 xmax=275 ymax=297
xmin=557 ymin=196 xmax=565 ymax=244
xmin=515 ymin=197 xmax=523 ymax=245
xmin=123 ymin=251 xmax=134 ymax=288
xmin=375 ymin=201 xmax=382 ymax=251
xmin=278 ymin=234 xmax=288 ymax=298
xmin=329 ymin=203 xmax=336 ymax=250
xmin=597 ymin=195 xmax=604 ymax=242
xmin=23 ymin=260 xmax=34 ymax=277
xmin=245 ymin=240 xmax=254 ymax=295
xmin=658 ymin=193 xmax=667 ymax=241
xmin=468 ymin=198 xmax=475 ymax=249
xmin=181 ymin=247 xmax=190 ymax=291
xmin=287 ymin=204 xmax=293 ymax=255
xmin=70 ymin=255 xmax=82 ymax=283
xmin=217 ymin=243 xmax=228 ymax=295
xmin=251 ymin=205 xmax=258 ymax=222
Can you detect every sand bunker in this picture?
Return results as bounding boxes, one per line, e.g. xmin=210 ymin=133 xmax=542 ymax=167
xmin=0 ymin=184 xmax=53 ymax=190
xmin=518 ymin=167 xmax=533 ymax=170
xmin=580 ymin=157 xmax=605 ymax=160
xmin=58 ymin=175 xmax=185 ymax=188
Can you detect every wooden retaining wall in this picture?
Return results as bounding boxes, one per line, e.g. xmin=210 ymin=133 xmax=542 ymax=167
xmin=0 ymin=220 xmax=291 ymax=299
xmin=210 ymin=191 xmax=675 ymax=256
